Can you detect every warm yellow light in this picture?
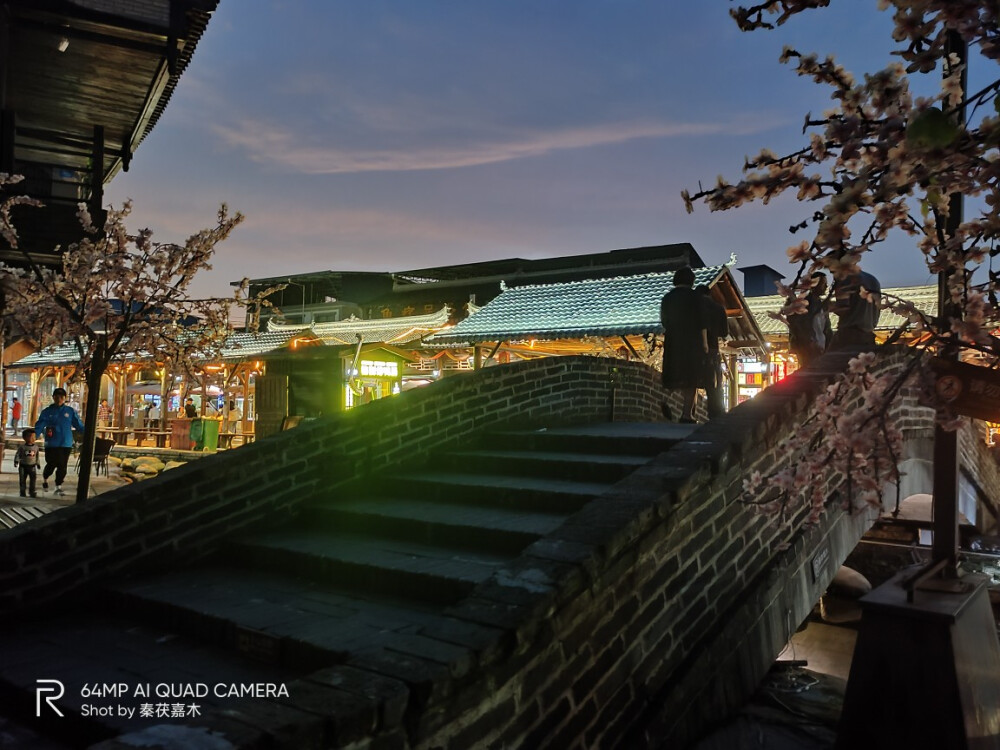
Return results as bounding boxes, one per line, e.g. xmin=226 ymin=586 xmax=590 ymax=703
xmin=360 ymin=360 xmax=398 ymax=377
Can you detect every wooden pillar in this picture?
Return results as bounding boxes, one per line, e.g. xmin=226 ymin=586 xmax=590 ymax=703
xmin=241 ymin=367 xmax=251 ymax=434
xmin=727 ymin=352 xmax=738 ymax=411
xmin=159 ymin=367 xmax=169 ymax=426
xmin=28 ymin=369 xmax=41 ymax=425
xmin=114 ymin=369 xmax=127 ymax=428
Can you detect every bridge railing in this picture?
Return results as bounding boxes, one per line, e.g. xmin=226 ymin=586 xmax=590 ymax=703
xmin=0 ymin=356 xmax=669 ymax=613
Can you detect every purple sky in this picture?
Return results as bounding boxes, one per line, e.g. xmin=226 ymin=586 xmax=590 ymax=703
xmin=103 ymin=1 xmax=968 ymax=299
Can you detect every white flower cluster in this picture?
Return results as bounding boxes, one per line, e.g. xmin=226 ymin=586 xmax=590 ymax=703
xmin=691 ymin=1 xmax=1000 ymax=522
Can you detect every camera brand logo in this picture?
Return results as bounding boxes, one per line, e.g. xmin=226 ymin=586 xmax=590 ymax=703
xmin=35 ymin=679 xmax=64 ymax=717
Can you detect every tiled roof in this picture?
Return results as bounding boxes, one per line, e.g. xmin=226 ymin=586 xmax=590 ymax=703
xmin=10 ymin=308 xmax=454 ymax=369
xmin=220 ymin=330 xmax=297 ymax=359
xmin=426 ymin=267 xmax=725 ymax=345
xmin=268 ymin=306 xmax=451 ymax=346
xmin=745 ymin=284 xmax=939 ymax=337
xmin=11 ymin=341 xmax=86 ymax=368
xmin=11 ymin=330 xmax=298 ymax=368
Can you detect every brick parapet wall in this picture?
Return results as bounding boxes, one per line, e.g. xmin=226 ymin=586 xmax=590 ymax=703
xmin=165 ymin=347 xmax=932 ymax=750
xmin=393 ymin=347 xmax=936 ymax=750
xmin=0 ymin=357 xmax=668 ymax=613
xmin=2 ymin=348 xmax=959 ymax=749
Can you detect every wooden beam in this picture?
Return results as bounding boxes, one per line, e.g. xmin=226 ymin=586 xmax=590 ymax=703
xmin=485 ymin=341 xmax=506 ymax=363
xmin=620 ymin=336 xmax=640 ymax=359
xmin=90 ymin=124 xmax=104 ymax=209
xmin=12 ymin=16 xmax=169 ymax=56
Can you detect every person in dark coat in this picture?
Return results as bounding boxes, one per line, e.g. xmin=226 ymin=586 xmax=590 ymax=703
xmin=788 ymin=272 xmax=833 ymax=366
xmin=35 ymin=387 xmax=85 ymax=496
xmin=697 ymin=284 xmax=729 ymax=419
xmin=830 ymin=270 xmax=881 ymax=350
xmin=660 ymin=267 xmax=709 ymax=423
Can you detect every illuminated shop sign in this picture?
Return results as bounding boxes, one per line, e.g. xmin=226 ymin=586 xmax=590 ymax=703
xmin=359 ymin=360 xmax=398 ymax=377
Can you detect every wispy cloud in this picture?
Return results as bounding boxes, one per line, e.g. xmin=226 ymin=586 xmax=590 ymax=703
xmin=208 ymin=117 xmax=767 ymax=175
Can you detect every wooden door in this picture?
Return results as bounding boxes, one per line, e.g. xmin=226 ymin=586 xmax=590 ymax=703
xmin=254 ymin=374 xmax=288 ymax=441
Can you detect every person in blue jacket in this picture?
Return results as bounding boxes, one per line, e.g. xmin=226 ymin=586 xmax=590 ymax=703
xmin=35 ymin=387 xmax=85 ymax=496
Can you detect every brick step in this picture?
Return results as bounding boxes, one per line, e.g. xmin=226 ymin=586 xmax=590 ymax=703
xmin=99 ymin=564 xmax=471 ymax=668
xmin=480 ymin=423 xmax=689 ymax=456
xmin=0 ymin=504 xmax=57 ymax=530
xmin=304 ymin=496 xmax=568 ymax=554
xmin=435 ymin=448 xmax=651 ymax=484
xmin=230 ymin=529 xmax=509 ymax=605
xmin=370 ymin=471 xmax=612 ymax=513
xmin=0 ymin=609 xmax=301 ymax=745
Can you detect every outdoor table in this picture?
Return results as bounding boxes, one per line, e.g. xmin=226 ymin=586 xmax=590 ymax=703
xmin=217 ymin=432 xmax=240 ymax=450
xmin=133 ymin=428 xmax=170 ymax=447
xmin=97 ymin=427 xmax=132 ymax=444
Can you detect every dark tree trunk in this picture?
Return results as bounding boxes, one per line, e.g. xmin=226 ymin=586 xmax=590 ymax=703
xmin=76 ymin=351 xmax=105 ymax=503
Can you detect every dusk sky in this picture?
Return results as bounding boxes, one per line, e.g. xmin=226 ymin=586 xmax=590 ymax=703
xmin=104 ymin=1 xmax=962 ymax=299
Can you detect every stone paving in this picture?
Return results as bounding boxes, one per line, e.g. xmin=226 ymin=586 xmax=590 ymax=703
xmin=0 ymin=435 xmax=218 ymax=514
xmin=0 ymin=440 xmax=127 ymax=510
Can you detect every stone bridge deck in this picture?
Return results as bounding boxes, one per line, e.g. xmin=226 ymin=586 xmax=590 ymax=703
xmin=0 ymin=350 xmax=994 ymax=749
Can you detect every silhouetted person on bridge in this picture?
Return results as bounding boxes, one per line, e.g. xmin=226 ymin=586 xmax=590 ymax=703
xmin=660 ymin=267 xmax=710 ymax=423
xmin=697 ymin=284 xmax=728 ymax=419
xmin=830 ymin=270 xmax=881 ymax=350
xmin=788 ymin=272 xmax=833 ymax=366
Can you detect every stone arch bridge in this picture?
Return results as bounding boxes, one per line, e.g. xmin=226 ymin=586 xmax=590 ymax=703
xmin=0 ymin=347 xmax=997 ymax=749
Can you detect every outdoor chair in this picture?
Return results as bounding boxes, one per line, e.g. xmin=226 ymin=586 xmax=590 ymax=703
xmin=76 ymin=437 xmax=115 ymax=476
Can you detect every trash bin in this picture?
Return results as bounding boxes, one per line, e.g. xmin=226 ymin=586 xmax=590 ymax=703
xmin=190 ymin=417 xmax=220 ymax=451
xmin=170 ymin=418 xmax=193 ymax=450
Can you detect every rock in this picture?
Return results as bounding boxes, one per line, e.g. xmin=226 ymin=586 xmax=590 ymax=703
xmin=163 ymin=461 xmax=186 ymax=471
xmin=828 ymin=565 xmax=872 ymax=598
xmin=819 ymin=593 xmax=862 ymax=624
xmin=134 ymin=458 xmax=165 ymax=474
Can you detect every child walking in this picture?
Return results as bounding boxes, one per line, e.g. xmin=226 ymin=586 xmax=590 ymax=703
xmin=14 ymin=428 xmax=40 ymax=498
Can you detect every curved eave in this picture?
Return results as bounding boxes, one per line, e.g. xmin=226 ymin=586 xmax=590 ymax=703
xmin=428 ymin=324 xmax=664 ymax=346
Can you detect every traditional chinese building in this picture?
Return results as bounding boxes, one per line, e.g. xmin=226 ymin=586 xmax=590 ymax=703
xmin=425 ymin=262 xmax=767 ymax=410
xmin=234 ymin=243 xmax=764 ymax=421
